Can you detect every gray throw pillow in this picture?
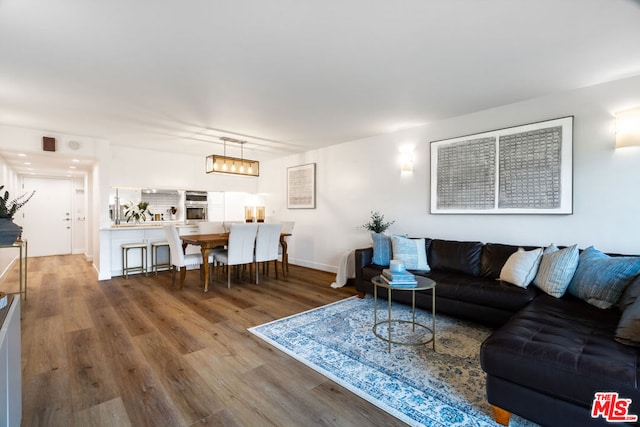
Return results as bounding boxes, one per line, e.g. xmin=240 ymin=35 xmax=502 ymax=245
xmin=568 ymin=246 xmax=640 ymax=309
xmin=616 ymin=296 xmax=640 ymax=347
xmin=533 ymin=244 xmax=579 ymax=298
xmin=619 ymin=275 xmax=640 ymax=311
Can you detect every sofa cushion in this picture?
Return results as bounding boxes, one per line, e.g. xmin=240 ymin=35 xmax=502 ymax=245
xmin=481 ymin=294 xmax=639 ymax=409
xmin=429 ymin=239 xmax=483 ymax=276
xmin=371 ymin=232 xmax=392 ymax=266
xmin=425 ymin=270 xmax=539 ymax=312
xmin=533 ymin=244 xmax=580 ymax=298
xmin=568 ymin=246 xmax=640 ymax=309
xmin=390 ymin=235 xmax=430 ymax=271
xmin=499 ymin=247 xmax=543 ymax=288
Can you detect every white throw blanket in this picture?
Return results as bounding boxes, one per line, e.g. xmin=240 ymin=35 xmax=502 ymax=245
xmin=331 ymin=249 xmax=356 ymax=288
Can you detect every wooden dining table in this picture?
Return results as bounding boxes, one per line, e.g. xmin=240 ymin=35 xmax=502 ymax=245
xmin=180 ymin=232 xmax=292 ymax=292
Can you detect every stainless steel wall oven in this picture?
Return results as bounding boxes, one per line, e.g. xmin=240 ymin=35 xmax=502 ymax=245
xmin=184 ymin=190 xmax=208 ymax=222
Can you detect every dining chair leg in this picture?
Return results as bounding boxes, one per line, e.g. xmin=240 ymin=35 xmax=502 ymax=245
xmin=255 ymin=261 xmax=259 ymax=284
xmin=171 ymin=266 xmax=177 ymax=287
xmin=179 ymin=267 xmax=187 ymax=289
xmin=208 ymin=262 xmax=213 ymax=288
xmin=227 ymin=265 xmax=231 ymax=289
xmin=274 ymin=259 xmax=278 ymax=279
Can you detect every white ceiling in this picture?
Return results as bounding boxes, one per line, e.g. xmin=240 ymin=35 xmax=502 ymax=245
xmin=2 ymin=0 xmax=640 ymax=172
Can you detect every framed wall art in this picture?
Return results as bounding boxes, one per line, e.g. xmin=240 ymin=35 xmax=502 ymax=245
xmin=430 ymin=116 xmax=573 ymax=214
xmin=287 ymin=163 xmax=316 ymax=209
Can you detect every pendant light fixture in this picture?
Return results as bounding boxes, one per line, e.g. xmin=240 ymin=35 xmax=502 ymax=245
xmin=206 ymin=137 xmax=260 ymax=176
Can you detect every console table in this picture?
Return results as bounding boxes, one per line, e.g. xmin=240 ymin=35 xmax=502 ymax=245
xmin=0 ymin=240 xmax=27 ymax=300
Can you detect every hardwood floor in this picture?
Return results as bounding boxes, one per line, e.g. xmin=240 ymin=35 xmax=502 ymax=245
xmin=17 ymin=255 xmax=408 ymax=426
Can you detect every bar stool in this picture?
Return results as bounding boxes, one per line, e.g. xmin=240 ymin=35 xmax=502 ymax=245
xmin=151 ymin=241 xmax=170 ymax=275
xmin=121 ymin=242 xmax=148 ymax=278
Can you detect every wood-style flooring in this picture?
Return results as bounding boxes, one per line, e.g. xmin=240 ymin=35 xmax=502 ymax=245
xmin=15 ymin=255 xmax=408 ymax=426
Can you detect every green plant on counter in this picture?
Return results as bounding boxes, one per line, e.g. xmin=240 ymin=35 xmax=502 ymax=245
xmin=361 ymin=211 xmax=395 ymax=233
xmin=0 ymin=185 xmax=35 ymax=219
xmin=124 ymin=201 xmax=152 ymax=223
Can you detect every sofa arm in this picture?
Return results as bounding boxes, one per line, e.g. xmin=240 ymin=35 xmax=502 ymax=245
xmin=355 ymin=247 xmax=373 ymax=293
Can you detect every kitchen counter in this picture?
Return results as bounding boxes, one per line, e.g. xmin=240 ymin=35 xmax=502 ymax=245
xmin=101 ymin=221 xmax=192 ymax=231
xmin=98 ymin=223 xmax=200 ymax=280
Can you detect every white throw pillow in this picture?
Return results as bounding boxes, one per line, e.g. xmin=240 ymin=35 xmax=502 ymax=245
xmin=499 ymin=247 xmax=543 ymax=288
xmin=390 ymin=235 xmax=430 ymax=271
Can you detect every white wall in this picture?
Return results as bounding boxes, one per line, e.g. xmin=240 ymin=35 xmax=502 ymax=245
xmin=110 ymin=145 xmax=259 ymax=193
xmin=259 ymin=74 xmax=640 ymax=272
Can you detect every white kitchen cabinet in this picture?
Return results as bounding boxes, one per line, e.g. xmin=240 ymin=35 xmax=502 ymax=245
xmin=98 ymin=224 xmax=199 ymax=279
xmin=0 ymin=296 xmax=20 ymax=427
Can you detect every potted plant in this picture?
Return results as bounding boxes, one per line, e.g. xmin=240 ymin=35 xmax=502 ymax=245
xmin=362 ymin=211 xmax=396 ymax=266
xmin=123 ymin=201 xmax=152 ymax=223
xmin=361 ymin=211 xmax=395 ymax=233
xmin=0 ymin=185 xmax=36 ymax=245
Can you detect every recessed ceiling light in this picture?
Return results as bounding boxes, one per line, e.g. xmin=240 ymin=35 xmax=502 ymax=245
xmin=18 ymin=153 xmax=26 ymax=157
xmin=72 ymin=159 xmax=80 ymax=163
xmin=24 ymin=162 xmax=31 ymax=165
xmin=69 ymin=166 xmax=76 ymax=169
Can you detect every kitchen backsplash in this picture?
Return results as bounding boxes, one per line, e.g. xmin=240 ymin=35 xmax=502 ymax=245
xmin=141 ymin=192 xmax=180 ymax=220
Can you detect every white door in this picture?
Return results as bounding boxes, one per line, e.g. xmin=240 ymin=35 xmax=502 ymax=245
xmin=21 ymin=177 xmax=72 ymax=257
xmin=72 ymin=188 xmax=86 ymax=254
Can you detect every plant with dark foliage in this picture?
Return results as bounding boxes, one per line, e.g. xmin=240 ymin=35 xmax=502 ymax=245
xmin=361 ymin=211 xmax=395 ymax=233
xmin=0 ymin=185 xmax=35 ymax=219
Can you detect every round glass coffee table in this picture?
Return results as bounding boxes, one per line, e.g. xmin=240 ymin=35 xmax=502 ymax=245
xmin=371 ymin=275 xmax=436 ymax=353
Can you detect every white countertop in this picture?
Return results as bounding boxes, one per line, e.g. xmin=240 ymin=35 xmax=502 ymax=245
xmin=100 ymin=222 xmax=197 ymax=231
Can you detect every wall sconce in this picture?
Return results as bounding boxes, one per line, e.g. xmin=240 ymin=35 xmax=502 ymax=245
xmin=615 ymin=107 xmax=640 ymax=148
xmin=400 ymin=159 xmax=413 ymax=175
xmin=206 ymin=137 xmax=260 ymax=176
xmin=399 ymin=148 xmax=414 ymax=175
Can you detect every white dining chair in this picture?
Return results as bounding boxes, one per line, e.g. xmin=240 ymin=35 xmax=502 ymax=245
xmin=278 ymin=221 xmax=295 ymax=275
xmin=214 ymin=223 xmax=258 ymax=288
xmin=222 ymin=221 xmax=244 ymax=233
xmin=197 ymin=221 xmax=227 ymax=275
xmin=198 ymin=221 xmax=226 ymax=234
xmin=164 ymin=225 xmax=204 ymax=289
xmin=254 ymin=223 xmax=283 ymax=284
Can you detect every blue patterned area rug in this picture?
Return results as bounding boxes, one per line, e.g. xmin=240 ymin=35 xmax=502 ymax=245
xmin=249 ymin=295 xmax=538 ymax=427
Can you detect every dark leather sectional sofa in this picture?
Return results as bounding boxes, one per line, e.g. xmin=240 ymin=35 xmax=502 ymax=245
xmin=355 ymin=238 xmax=640 ymax=427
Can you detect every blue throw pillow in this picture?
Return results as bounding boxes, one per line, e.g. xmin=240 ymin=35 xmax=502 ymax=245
xmin=371 ymin=232 xmax=391 ymax=266
xmin=390 ymin=235 xmax=430 ymax=271
xmin=568 ymin=246 xmax=640 ymax=309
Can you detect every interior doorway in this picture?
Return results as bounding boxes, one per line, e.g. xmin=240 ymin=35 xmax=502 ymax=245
xmin=21 ymin=177 xmax=73 ymax=257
